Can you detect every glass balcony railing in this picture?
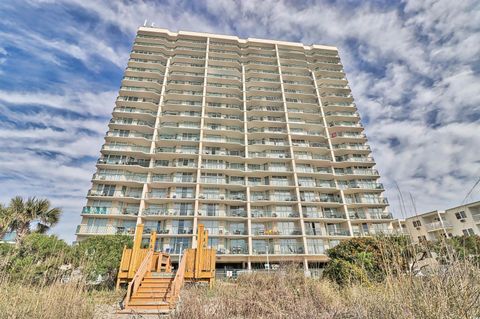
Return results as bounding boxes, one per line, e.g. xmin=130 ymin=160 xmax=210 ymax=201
xmin=327 ymin=229 xmax=350 ymax=236
xmin=76 ymin=224 xmax=136 ymax=235
xmin=110 ymin=119 xmax=155 ymax=127
xmin=344 ymin=197 xmax=389 ymax=205
xmin=92 ymin=173 xmax=147 ymax=182
xmin=101 ymin=144 xmax=151 ymax=153
xmin=82 ymin=206 xmax=139 ymax=216
xmin=142 ymin=208 xmax=194 ymax=216
xmin=97 ymin=158 xmax=150 ymax=167
xmin=87 ymin=190 xmax=142 ymax=198
xmin=425 ymin=221 xmax=453 ymax=231
xmin=113 ymin=107 xmax=157 ymax=116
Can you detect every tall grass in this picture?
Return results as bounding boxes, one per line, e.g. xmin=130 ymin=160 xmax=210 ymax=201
xmin=0 ymin=280 xmax=94 ymax=319
xmin=173 ymin=260 xmax=480 ymax=319
xmin=1 ymin=235 xmax=479 ymax=318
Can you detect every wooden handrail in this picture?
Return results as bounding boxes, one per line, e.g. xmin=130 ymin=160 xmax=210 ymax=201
xmin=125 ymin=249 xmax=154 ymax=307
xmin=169 ymin=253 xmax=187 ymax=305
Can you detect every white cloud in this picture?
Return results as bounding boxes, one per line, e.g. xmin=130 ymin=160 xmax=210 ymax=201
xmin=0 ymin=89 xmax=117 ymax=117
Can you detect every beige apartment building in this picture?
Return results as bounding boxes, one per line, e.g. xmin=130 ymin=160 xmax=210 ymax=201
xmin=75 ymin=27 xmax=392 ymax=270
xmin=393 ymin=200 xmax=480 ymax=242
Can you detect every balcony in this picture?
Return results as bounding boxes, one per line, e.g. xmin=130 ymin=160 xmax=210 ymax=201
xmin=101 ymin=144 xmax=150 ymax=153
xmin=327 ymin=229 xmax=351 ymax=236
xmin=425 ymin=221 xmax=453 ymax=232
xmin=157 ymin=135 xmax=200 ymax=142
xmin=82 ymin=206 xmax=139 ymax=216
xmin=110 ymin=119 xmax=155 ymax=128
xmin=248 ymin=152 xmax=290 ymax=159
xmin=106 ymin=131 xmax=153 ymax=140
xmin=97 ymin=158 xmax=150 ymax=167
xmin=113 ymin=107 xmax=157 ymax=116
xmin=92 ymin=173 xmax=147 ymax=183
xmin=155 ymin=147 xmax=199 ymax=154
xmin=76 ymin=224 xmax=136 ymax=235
xmin=335 ymin=168 xmax=378 ymax=176
xmin=345 ymin=197 xmax=389 ymax=205
xmin=87 ymin=190 xmax=142 ymax=198
xmin=142 ymin=208 xmax=194 ymax=216
xmin=204 ymin=137 xmax=244 ymax=145
xmin=332 ymin=144 xmax=370 ymax=151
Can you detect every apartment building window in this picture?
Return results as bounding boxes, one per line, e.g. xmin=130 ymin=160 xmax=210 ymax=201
xmin=462 ymin=228 xmax=475 ymax=236
xmin=455 ymin=211 xmax=467 ymax=219
xmin=175 ymin=203 xmax=193 ymax=216
xmin=418 ymin=235 xmax=427 ymax=242
xmin=413 ymin=220 xmax=422 ymax=227
xmin=205 ymin=204 xmax=219 ymax=216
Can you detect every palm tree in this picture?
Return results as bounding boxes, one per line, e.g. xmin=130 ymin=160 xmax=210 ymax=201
xmin=0 ymin=203 xmax=14 ymax=240
xmin=8 ymin=196 xmax=62 ymax=245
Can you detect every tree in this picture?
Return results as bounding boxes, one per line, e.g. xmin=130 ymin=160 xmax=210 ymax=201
xmin=6 ymin=233 xmax=72 ymax=284
xmin=0 ymin=203 xmax=14 ymax=240
xmin=7 ymin=196 xmax=62 ymax=245
xmin=324 ymin=236 xmax=413 ymax=285
xmin=73 ymin=235 xmax=133 ymax=288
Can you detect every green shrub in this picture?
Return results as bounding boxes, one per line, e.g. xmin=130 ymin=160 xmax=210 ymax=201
xmin=324 ymin=236 xmax=412 ymax=285
xmin=3 ymin=234 xmax=72 ymax=284
xmin=73 ymin=235 xmax=132 ymax=288
xmin=323 ymin=259 xmax=370 ymax=285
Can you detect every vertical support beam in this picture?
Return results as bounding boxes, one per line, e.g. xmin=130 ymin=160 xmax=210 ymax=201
xmin=310 ymin=69 xmax=353 ymax=238
xmin=242 ymin=63 xmax=253 ymax=266
xmin=138 ymin=57 xmax=172 ymax=226
xmin=193 ymin=37 xmax=210 ymax=248
xmin=129 ymin=223 xmax=144 ymax=278
xmin=275 ymin=45 xmax=309 ymax=271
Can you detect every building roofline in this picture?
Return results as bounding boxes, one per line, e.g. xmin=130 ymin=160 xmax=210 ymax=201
xmin=138 ymin=26 xmax=338 ymax=52
xmin=445 ymin=200 xmax=480 ymax=211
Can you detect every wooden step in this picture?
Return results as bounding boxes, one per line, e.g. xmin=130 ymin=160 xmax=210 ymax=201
xmin=135 ymin=289 xmax=170 ymax=296
xmin=140 ymin=283 xmax=172 ymax=289
xmin=142 ymin=277 xmax=173 ymax=284
xmin=130 ymin=296 xmax=170 ymax=303
xmin=125 ymin=304 xmax=172 ymax=311
xmin=146 ymin=272 xmax=175 ymax=278
xmin=137 ymin=286 xmax=171 ymax=292
xmin=133 ymin=292 xmax=171 ymax=299
xmin=126 ymin=300 xmax=173 ymax=311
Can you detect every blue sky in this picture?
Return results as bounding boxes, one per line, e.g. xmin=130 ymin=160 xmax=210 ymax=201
xmin=0 ymin=0 xmax=479 ymax=243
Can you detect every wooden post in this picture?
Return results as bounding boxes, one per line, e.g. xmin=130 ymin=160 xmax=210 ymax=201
xmin=148 ymin=231 xmax=157 ymax=271
xmin=195 ymin=224 xmax=205 ymax=278
xmin=149 ymin=231 xmax=157 ymax=250
xmin=128 ymin=224 xmax=144 ymax=278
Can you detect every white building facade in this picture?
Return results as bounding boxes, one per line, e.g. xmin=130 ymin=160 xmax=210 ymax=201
xmin=76 ymin=27 xmax=392 ymax=270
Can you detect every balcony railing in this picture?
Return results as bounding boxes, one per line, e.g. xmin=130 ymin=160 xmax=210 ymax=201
xmin=82 ymin=206 xmax=139 ymax=216
xmin=87 ymin=190 xmax=142 ymax=198
xmin=76 ymin=225 xmax=136 ymax=235
xmin=425 ymin=221 xmax=453 ymax=231
xmin=142 ymin=208 xmax=194 ymax=216
xmin=327 ymin=229 xmax=351 ymax=236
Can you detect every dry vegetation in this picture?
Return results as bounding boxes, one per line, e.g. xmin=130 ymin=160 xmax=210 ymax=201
xmin=0 ymin=279 xmax=93 ymax=319
xmin=1 ymin=234 xmax=479 ymax=318
xmin=174 ymin=261 xmax=480 ymax=319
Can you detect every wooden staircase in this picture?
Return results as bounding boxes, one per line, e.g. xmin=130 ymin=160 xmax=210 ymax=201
xmin=119 ymin=249 xmax=187 ymax=314
xmin=117 ymin=224 xmax=215 ymax=314
xmin=124 ymin=272 xmax=175 ymax=312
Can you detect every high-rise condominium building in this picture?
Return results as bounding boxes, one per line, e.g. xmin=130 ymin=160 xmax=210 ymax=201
xmin=76 ymin=27 xmax=393 ymax=270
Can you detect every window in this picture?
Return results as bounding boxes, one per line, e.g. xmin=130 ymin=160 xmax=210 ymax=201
xmin=462 ymin=228 xmax=475 ymax=236
xmin=455 ymin=211 xmax=467 ymax=219
xmin=413 ymin=220 xmax=422 ymax=227
xmin=418 ymin=235 xmax=427 ymax=242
